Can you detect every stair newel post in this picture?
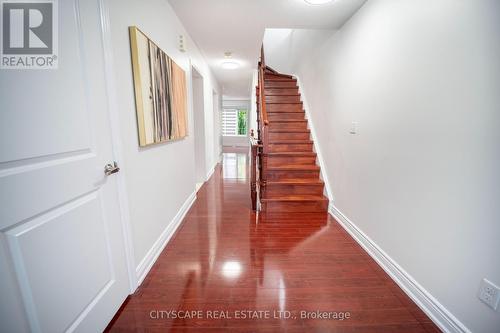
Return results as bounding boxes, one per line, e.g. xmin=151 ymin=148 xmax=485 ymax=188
xmin=250 ymin=137 xmax=258 ymax=211
xmin=261 ymin=126 xmax=268 ymax=200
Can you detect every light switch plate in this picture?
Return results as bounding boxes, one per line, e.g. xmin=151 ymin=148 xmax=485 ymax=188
xmin=350 ymin=121 xmax=358 ymax=134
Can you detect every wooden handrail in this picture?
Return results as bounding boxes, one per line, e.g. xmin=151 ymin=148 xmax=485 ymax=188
xmin=259 ymin=45 xmax=269 ymax=126
xmin=251 ymin=45 xmax=269 ymax=211
xmin=260 ymin=45 xmax=265 ymax=69
xmin=259 ymin=65 xmax=269 ymax=126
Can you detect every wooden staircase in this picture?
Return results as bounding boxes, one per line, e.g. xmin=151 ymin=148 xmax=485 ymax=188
xmin=250 ymin=48 xmax=329 ymax=213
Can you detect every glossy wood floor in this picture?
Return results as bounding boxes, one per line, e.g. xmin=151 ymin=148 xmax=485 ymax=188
xmin=106 ymin=151 xmax=441 ymax=333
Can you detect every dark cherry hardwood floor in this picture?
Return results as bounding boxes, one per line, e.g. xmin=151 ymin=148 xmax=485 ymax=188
xmin=106 ymin=151 xmax=441 ymax=332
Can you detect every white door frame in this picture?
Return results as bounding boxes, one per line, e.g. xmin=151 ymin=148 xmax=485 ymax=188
xmin=190 ymin=64 xmax=208 ymax=189
xmin=97 ymin=0 xmax=137 ymax=293
xmin=212 ymin=90 xmax=222 ymax=163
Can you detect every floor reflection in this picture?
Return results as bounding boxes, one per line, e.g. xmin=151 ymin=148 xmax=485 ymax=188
xmin=107 ymin=152 xmax=440 ymax=333
xmin=222 ymin=151 xmax=248 ymax=180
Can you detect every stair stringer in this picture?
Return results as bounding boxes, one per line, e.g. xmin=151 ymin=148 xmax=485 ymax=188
xmin=292 ymin=74 xmax=334 ymax=204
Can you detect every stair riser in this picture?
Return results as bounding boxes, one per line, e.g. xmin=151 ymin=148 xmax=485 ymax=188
xmin=267 ymin=104 xmax=303 ymax=112
xmin=268 ymin=113 xmax=305 ymax=121
xmin=269 ymin=122 xmax=308 ymax=130
xmin=269 ymin=143 xmax=313 ymax=152
xmin=258 ymin=71 xmax=328 ymax=214
xmin=265 ymin=81 xmax=297 ymax=88
xmin=266 ymin=95 xmax=301 ymax=104
xmin=265 ymin=88 xmax=299 ymax=96
xmin=265 ymin=75 xmax=295 ymax=81
xmin=266 ymin=170 xmax=320 ymax=180
xmin=269 ymin=132 xmax=310 ymax=141
xmin=262 ymin=200 xmax=328 ymax=213
xmin=267 ymin=156 xmax=316 ymax=166
xmin=266 ymin=184 xmax=324 ymax=197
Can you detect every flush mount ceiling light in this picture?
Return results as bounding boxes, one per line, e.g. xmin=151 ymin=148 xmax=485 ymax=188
xmin=304 ymin=0 xmax=334 ymax=4
xmin=221 ymin=61 xmax=239 ymax=70
xmin=221 ymin=51 xmax=239 ymax=70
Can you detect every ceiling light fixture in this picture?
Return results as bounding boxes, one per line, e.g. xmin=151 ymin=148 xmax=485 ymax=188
xmin=221 ymin=51 xmax=239 ymax=69
xmin=221 ymin=61 xmax=239 ymax=70
xmin=304 ymin=0 xmax=334 ymax=5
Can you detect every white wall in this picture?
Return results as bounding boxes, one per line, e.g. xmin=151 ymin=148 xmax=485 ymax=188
xmin=107 ymin=0 xmax=221 ymax=286
xmin=263 ymin=29 xmax=294 ymax=74
xmin=265 ymin=1 xmax=500 ymax=332
xmin=263 ymin=29 xmax=332 ymax=75
xmin=222 ymin=136 xmax=249 ymax=148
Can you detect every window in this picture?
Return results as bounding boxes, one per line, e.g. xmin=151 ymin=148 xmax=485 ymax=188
xmin=222 ymin=109 xmax=247 ymax=136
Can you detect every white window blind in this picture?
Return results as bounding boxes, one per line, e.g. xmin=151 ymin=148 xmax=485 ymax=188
xmin=222 ymin=109 xmax=238 ymax=136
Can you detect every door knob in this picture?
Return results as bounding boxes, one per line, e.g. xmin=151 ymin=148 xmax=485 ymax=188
xmin=104 ymin=161 xmax=120 ymax=176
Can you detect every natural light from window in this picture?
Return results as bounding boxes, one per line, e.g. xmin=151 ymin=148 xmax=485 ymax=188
xmin=222 ymin=108 xmax=247 ymax=136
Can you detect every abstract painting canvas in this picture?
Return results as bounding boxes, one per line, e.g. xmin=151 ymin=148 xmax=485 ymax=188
xmin=129 ymin=26 xmax=188 ymax=146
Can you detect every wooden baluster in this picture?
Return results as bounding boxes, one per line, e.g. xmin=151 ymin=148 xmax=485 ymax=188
xmin=250 ymin=138 xmax=258 ymax=210
xmin=249 ymin=46 xmax=269 ymax=211
xmin=259 ymin=52 xmax=269 ymax=210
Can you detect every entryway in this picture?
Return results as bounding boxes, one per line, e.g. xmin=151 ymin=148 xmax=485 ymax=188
xmin=191 ymin=66 xmax=207 ymax=191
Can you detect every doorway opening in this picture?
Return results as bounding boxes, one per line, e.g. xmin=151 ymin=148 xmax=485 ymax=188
xmin=213 ymin=90 xmax=222 ymax=163
xmin=191 ymin=66 xmax=207 ymax=191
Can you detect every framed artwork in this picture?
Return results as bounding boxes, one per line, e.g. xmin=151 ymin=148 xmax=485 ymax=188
xmin=129 ymin=26 xmax=188 ymax=146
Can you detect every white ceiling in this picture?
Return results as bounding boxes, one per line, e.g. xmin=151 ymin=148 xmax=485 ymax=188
xmin=168 ymin=0 xmax=367 ymax=98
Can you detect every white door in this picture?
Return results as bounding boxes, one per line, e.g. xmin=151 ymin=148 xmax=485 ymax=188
xmin=0 ymin=1 xmax=129 ymax=332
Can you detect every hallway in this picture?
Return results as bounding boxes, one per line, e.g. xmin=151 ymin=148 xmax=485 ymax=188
xmin=107 ymin=151 xmax=440 ymax=332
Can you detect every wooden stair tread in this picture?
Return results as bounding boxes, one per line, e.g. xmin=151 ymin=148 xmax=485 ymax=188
xmin=266 ymin=101 xmax=302 ymax=104
xmin=266 ymin=103 xmax=303 ymax=107
xmin=267 ymin=179 xmax=324 ymax=185
xmin=261 ymin=195 xmax=328 ymax=202
xmin=266 ymin=152 xmax=316 ymax=156
xmin=264 ymin=86 xmax=298 ymax=89
xmin=266 ymin=88 xmax=300 ymax=97
xmin=267 ymin=111 xmax=305 ymax=114
xmin=264 ymin=90 xmax=299 ymax=92
xmin=265 ymin=77 xmax=297 ymax=82
xmin=268 ymin=128 xmax=310 ymax=133
xmin=264 ymin=78 xmax=297 ymax=87
xmin=269 ymin=140 xmax=313 ymax=144
xmin=267 ymin=165 xmax=320 ymax=171
xmin=270 ymin=120 xmax=307 ymax=123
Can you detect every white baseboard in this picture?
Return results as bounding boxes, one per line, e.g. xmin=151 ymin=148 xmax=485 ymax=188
xmin=329 ymin=204 xmax=470 ymax=333
xmin=206 ymin=165 xmax=215 ymax=181
xmin=222 ymin=144 xmax=249 ymax=148
xmin=135 ymin=191 xmax=197 ymax=286
xmin=293 ymin=74 xmax=334 ymax=202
